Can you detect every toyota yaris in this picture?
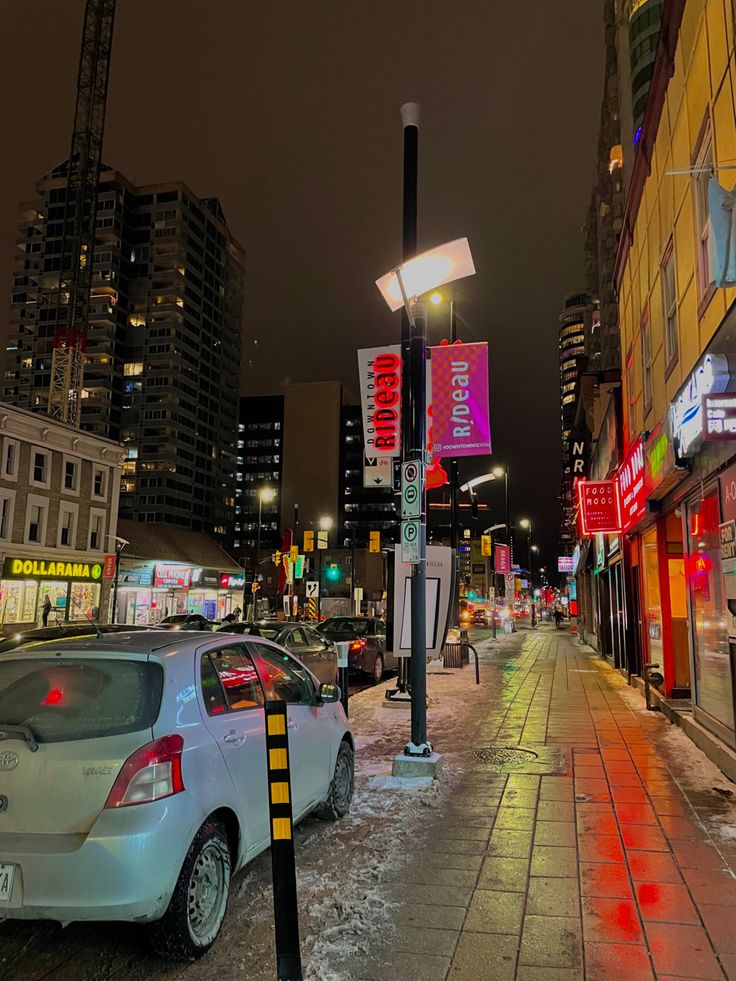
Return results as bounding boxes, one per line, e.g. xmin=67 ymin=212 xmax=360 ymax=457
xmin=0 ymin=630 xmax=354 ymax=959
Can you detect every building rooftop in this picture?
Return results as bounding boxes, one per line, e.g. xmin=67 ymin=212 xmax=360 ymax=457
xmin=117 ymin=520 xmax=240 ymax=571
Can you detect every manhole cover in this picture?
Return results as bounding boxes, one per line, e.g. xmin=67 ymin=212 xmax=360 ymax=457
xmin=472 ymin=747 xmax=539 ymax=768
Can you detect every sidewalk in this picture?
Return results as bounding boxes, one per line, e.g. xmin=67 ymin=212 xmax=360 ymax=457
xmin=344 ymin=625 xmax=736 ymax=981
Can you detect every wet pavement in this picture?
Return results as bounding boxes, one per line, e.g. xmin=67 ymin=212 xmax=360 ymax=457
xmin=2 ymin=625 xmax=736 ymax=979
xmin=345 ymin=625 xmax=736 ymax=980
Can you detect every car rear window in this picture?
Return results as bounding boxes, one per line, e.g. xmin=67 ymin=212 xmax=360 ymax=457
xmin=0 ymin=658 xmax=163 ymax=744
xmin=242 ymin=625 xmax=281 ymax=640
xmin=321 ymin=619 xmax=370 ymax=637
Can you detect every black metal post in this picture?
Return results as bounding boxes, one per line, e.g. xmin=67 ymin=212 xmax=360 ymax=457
xmin=399 ymin=102 xmax=429 ymax=755
xmin=264 ymin=700 xmax=302 ymax=980
xmin=449 ymin=298 xmax=460 ymax=629
xmin=529 ymin=526 xmax=536 ymax=628
xmin=408 ymin=299 xmax=428 ymax=752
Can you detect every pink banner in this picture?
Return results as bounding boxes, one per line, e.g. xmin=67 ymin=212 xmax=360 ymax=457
xmin=495 ymin=544 xmax=510 ymax=574
xmin=430 ymin=342 xmax=491 ymax=457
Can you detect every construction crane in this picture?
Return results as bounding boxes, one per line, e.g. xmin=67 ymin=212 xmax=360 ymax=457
xmin=48 ymin=0 xmax=116 ymax=427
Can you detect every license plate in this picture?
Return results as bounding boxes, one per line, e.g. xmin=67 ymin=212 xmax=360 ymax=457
xmin=0 ymin=863 xmax=16 ymax=902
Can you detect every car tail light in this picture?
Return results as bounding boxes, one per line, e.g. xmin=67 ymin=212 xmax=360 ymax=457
xmin=104 ymin=734 xmax=184 ymax=808
xmin=350 ymin=638 xmax=366 ymax=652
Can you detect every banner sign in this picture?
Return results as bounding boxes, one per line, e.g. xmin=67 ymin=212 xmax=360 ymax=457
xmin=618 ymin=436 xmax=646 ymax=532
xmin=557 ymin=556 xmax=574 ymax=573
xmin=3 ymin=557 xmax=103 ymax=582
xmin=430 ymin=342 xmax=492 ymax=457
xmin=704 ymin=393 xmax=736 ymax=440
xmin=102 ymin=554 xmax=116 ymax=580
xmin=154 ymin=565 xmax=192 ymax=589
xmin=357 ymin=346 xmax=402 ymax=458
xmin=577 ymin=480 xmax=622 ymax=536
xmin=495 ymin=543 xmax=511 ymax=574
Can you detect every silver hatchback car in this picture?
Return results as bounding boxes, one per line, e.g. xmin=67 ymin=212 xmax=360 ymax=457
xmin=0 ymin=630 xmax=354 ymax=959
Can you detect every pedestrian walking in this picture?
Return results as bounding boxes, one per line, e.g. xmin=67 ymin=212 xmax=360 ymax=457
xmin=41 ymin=594 xmax=52 ymax=627
xmin=554 ymin=605 xmax=563 ymax=629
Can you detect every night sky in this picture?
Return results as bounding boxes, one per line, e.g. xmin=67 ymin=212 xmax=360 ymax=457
xmin=0 ymin=1 xmax=604 ymax=569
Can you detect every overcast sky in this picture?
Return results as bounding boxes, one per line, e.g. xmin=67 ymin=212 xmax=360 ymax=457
xmin=0 ymin=0 xmax=604 ymax=565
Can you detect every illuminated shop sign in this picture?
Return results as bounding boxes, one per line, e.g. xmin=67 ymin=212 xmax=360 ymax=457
xmin=153 ymin=565 xmax=192 ymax=589
xmin=577 ymin=480 xmax=622 ymax=536
xmin=557 ymin=556 xmax=574 ymax=572
xmin=3 ymin=557 xmax=102 ymax=582
xmin=617 ymin=436 xmax=646 ymax=532
xmin=703 ymin=393 xmax=736 ymax=440
xmin=220 ymin=573 xmax=245 ymax=590
xmin=191 ymin=567 xmax=220 ymax=588
xmin=671 ymin=354 xmax=730 ymax=458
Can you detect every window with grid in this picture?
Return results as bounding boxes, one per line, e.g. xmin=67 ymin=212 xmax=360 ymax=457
xmin=28 ymin=503 xmax=45 ymax=543
xmin=661 ymin=245 xmax=678 ymax=367
xmin=59 ymin=509 xmax=75 ymax=547
xmin=0 ymin=496 xmax=12 ymax=540
xmin=641 ymin=313 xmax=652 ymax=413
xmin=693 ymin=131 xmax=713 ymax=299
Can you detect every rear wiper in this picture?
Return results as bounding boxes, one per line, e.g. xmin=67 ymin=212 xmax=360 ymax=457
xmin=0 ymin=724 xmax=39 ymax=752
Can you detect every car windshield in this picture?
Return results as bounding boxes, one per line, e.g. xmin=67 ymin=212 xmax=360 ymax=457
xmin=321 ymin=618 xmax=371 ymax=638
xmin=0 ymin=657 xmax=163 ymax=744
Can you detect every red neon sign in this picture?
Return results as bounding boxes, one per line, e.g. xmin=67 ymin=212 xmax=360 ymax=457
xmin=577 ymin=480 xmax=622 ymax=536
xmin=617 ymin=437 xmax=646 ymax=533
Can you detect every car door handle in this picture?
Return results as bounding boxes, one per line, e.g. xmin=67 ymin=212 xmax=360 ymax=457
xmin=223 ymin=730 xmax=246 ymax=746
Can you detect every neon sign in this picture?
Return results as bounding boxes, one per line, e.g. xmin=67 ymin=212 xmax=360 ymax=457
xmin=671 ymin=354 xmax=730 ymax=458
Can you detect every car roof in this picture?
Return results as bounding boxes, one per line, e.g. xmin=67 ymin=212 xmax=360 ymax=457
xmin=0 ymin=630 xmax=193 ymax=657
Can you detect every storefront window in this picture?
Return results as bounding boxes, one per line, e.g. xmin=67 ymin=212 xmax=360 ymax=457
xmin=69 ymin=582 xmax=101 ymax=621
xmin=38 ymin=582 xmax=68 ymax=622
xmin=687 ymin=490 xmax=734 ymax=734
xmin=642 ymin=527 xmax=663 ymax=665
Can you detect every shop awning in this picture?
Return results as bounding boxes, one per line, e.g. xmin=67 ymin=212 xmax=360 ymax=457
xmin=116 ymin=520 xmax=241 ymax=573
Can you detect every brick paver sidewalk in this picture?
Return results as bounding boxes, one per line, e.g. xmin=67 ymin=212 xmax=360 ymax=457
xmin=354 ymin=625 xmax=736 ymax=981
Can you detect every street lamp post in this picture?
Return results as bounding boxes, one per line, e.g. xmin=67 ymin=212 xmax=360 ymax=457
xmin=316 ymin=516 xmax=332 ymax=621
xmin=109 ymin=536 xmax=129 ymax=624
xmin=375 ymin=106 xmax=475 ymax=760
xmin=519 ymin=519 xmax=536 ymax=628
xmin=250 ymin=487 xmax=275 ymax=621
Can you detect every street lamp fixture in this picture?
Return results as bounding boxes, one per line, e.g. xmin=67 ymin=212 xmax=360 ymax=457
xmin=375 ymin=237 xmax=475 ymax=313
xmin=319 ymin=516 xmax=333 ymax=531
xmin=429 ymin=291 xmax=443 ymax=306
xmin=376 ymin=232 xmax=476 ymax=760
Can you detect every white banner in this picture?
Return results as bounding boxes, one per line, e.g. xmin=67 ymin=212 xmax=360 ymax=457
xmin=357 ymin=346 xmax=402 ymax=458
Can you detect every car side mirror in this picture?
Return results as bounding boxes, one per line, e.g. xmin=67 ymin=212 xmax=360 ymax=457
xmin=319 ymin=683 xmax=340 ymax=704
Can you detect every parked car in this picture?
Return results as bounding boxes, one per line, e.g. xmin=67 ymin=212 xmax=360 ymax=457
xmin=157 ymin=614 xmax=216 ymax=631
xmin=473 ymin=609 xmax=490 ymax=626
xmin=317 ymin=616 xmax=395 ymax=682
xmin=0 ymin=623 xmax=150 ymax=655
xmin=216 ymin=620 xmax=337 ymax=685
xmin=0 ymin=629 xmax=353 ymax=960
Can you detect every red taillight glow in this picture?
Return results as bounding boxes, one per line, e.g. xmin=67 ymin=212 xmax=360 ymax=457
xmin=42 ymin=688 xmax=64 ymax=705
xmin=104 ymin=734 xmax=184 ymax=808
xmin=350 ymin=638 xmax=366 ymax=651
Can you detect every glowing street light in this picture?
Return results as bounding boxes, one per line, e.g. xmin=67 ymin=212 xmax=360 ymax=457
xmin=375 ymin=237 xmax=476 ymax=313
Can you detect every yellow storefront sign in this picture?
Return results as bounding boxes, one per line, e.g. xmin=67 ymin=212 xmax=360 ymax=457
xmin=3 ymin=557 xmax=103 ymax=582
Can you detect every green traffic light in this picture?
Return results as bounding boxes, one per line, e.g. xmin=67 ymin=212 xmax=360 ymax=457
xmin=325 ymin=564 xmax=341 ymax=582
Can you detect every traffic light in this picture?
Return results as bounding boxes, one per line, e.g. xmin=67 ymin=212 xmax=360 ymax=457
xmin=369 ymin=530 xmax=381 ymax=553
xmin=303 ymin=530 xmax=315 ymax=552
xmin=325 ymin=563 xmax=342 ymax=582
xmin=272 ymin=550 xmax=282 ymax=566
xmin=481 ymin=534 xmax=492 ymax=557
xmin=290 ymin=545 xmax=299 ymax=564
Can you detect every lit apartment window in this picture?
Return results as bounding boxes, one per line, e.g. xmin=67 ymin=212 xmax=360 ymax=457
xmin=661 ymin=243 xmax=678 ymax=368
xmin=124 ymin=362 xmax=144 ymax=376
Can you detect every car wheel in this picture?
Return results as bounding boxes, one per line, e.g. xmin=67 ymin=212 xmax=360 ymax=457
xmin=371 ymin=653 xmax=384 ymax=684
xmin=315 ymin=740 xmax=354 ymax=821
xmin=149 ymin=819 xmax=231 ymax=961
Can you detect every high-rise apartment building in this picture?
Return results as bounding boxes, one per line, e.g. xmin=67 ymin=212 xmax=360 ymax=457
xmin=3 ymin=163 xmax=245 ymax=544
xmin=628 ymin=0 xmax=664 ymax=138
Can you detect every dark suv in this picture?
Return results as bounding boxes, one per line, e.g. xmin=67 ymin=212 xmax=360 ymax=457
xmin=317 ymin=617 xmax=395 ymax=682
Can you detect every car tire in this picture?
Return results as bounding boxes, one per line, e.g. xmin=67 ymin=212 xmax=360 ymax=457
xmin=149 ymin=819 xmax=231 ymax=961
xmin=315 ymin=740 xmax=354 ymax=821
xmin=371 ymin=653 xmax=384 ymax=684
